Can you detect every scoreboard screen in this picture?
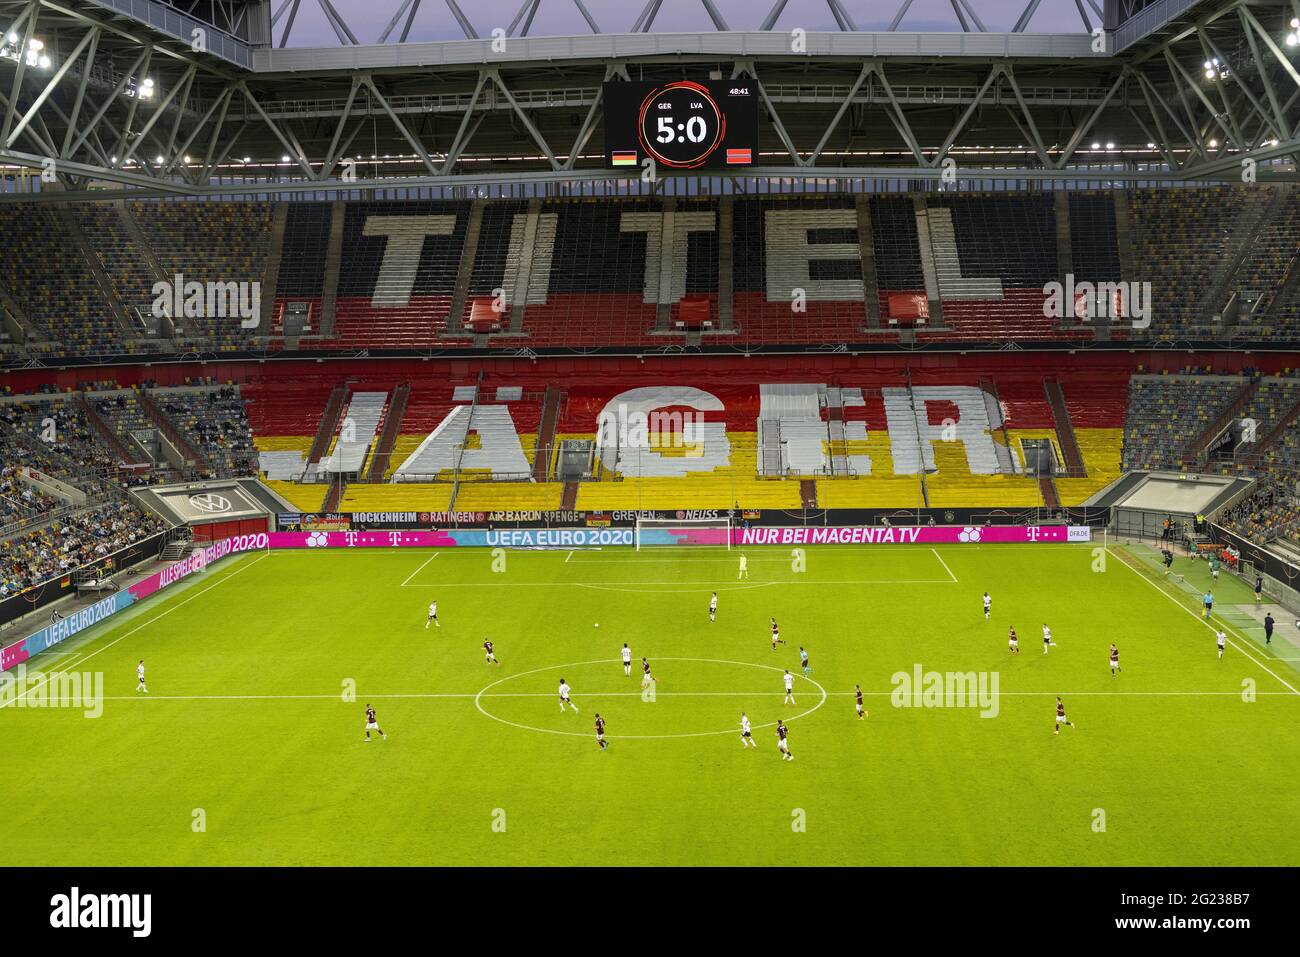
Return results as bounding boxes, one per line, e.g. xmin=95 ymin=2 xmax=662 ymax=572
xmin=603 ymin=80 xmax=758 ymax=171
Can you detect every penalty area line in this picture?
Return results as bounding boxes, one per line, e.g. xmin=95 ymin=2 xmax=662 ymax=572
xmin=931 ymin=548 xmax=958 ymax=583
xmin=399 ymin=551 xmax=439 ymax=586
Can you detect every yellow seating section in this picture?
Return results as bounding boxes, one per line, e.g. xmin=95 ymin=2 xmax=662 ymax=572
xmin=817 ymin=429 xmax=932 ymax=508
xmin=1055 ymin=428 xmax=1124 ymax=505
xmin=454 ymin=482 xmax=564 ymax=510
xmin=814 ymin=426 xmax=1124 ymax=508
xmin=384 ymin=435 xmax=426 ymax=477
xmin=265 ymin=480 xmax=328 ymax=512
xmin=258 ymin=426 xmax=1126 ymax=512
xmin=574 ymin=432 xmax=802 ymax=510
xmin=924 ymin=438 xmax=1043 ymax=506
xmin=254 ymin=435 xmax=314 ymax=454
xmin=339 ymin=483 xmax=454 ymax=511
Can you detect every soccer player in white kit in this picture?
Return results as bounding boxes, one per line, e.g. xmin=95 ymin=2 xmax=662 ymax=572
xmin=709 ymin=591 xmax=718 ymax=622
xmin=783 ymin=669 xmax=796 ymax=705
xmin=982 ymin=592 xmax=991 ymax=620
xmin=558 ymin=678 xmax=579 ymax=713
xmin=740 ymin=712 xmax=757 ymax=748
xmin=1042 ymin=623 xmax=1056 ymax=654
xmin=135 ymin=659 xmax=147 ymax=694
xmin=621 ymin=642 xmax=632 ymax=676
xmin=738 ymin=554 xmax=748 ymax=579
xmin=425 ymin=600 xmax=440 ymax=629
xmin=1217 ymin=630 xmax=1227 ymax=659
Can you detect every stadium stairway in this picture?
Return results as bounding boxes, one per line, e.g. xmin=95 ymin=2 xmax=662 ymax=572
xmin=1181 ymin=377 xmax=1259 ymax=465
xmin=1038 ymin=475 xmax=1061 ymax=508
xmin=800 ymin=479 xmax=817 ymax=508
xmin=533 ymin=386 xmax=562 ymax=482
xmin=139 ymin=390 xmax=210 ymax=472
xmin=52 ymin=206 xmax=139 ymax=340
xmin=318 ymin=201 xmax=346 ymax=338
xmin=1267 ymin=249 xmax=1300 ymax=319
xmin=322 ymin=480 xmax=346 ymax=512
xmin=366 ymin=382 xmax=411 ymax=482
xmin=259 ymin=204 xmax=289 ymax=319
xmin=75 ymin=393 xmax=141 ymax=466
xmin=116 ymin=203 xmax=173 ymax=308
xmin=1242 ymin=390 xmax=1300 ymax=468
xmin=1216 ymin=376 xmax=1300 ymax=468
xmin=72 ymin=204 xmax=161 ymax=334
xmin=1043 ymin=380 xmax=1086 ymax=474
xmin=306 ymin=384 xmax=349 ymax=477
xmin=1197 ymin=187 xmax=1286 ymax=323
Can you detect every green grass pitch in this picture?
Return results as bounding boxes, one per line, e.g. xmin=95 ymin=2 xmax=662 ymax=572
xmin=3 ymin=541 xmax=1298 ymax=866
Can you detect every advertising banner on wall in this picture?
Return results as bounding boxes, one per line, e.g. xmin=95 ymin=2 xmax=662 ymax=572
xmin=266 ymin=525 xmax=1091 ymax=550
xmin=128 ymin=533 xmax=268 ymax=602
xmin=0 ymin=591 xmax=135 ymax=671
xmin=273 ymin=509 xmax=1105 ymax=532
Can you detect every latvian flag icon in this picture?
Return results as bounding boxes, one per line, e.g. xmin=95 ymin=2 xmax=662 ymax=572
xmin=725 ymin=148 xmax=752 ymax=164
xmin=611 ymin=151 xmax=638 ymax=166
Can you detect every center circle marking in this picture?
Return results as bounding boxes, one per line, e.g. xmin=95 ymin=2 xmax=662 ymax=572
xmin=473 ymin=657 xmax=828 ymax=739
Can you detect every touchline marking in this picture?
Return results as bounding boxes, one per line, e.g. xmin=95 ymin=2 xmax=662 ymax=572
xmin=399 ymin=551 xmax=439 ymax=586
xmin=0 ymin=553 xmax=270 ymax=710
xmin=1107 ymin=546 xmax=1300 ymax=696
xmin=474 ymin=657 xmax=828 ymax=739
xmin=932 ymin=548 xmax=958 ymax=583
xmin=86 ymin=689 xmax=1300 ymax=702
xmin=567 ymin=556 xmax=794 ymax=565
xmin=402 ymin=578 xmax=954 ymax=587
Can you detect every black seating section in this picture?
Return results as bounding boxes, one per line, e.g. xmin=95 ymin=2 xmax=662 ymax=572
xmin=5 ymin=190 xmax=1300 ymax=359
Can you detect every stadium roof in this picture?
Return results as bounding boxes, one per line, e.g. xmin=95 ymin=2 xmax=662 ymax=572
xmin=0 ymin=0 xmax=1298 ymax=199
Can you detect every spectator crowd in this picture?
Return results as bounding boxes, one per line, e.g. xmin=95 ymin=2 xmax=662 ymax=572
xmin=0 ymin=502 xmax=166 ymax=600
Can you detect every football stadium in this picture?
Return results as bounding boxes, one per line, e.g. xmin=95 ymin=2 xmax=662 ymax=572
xmin=1 ymin=0 xmax=1299 ymax=907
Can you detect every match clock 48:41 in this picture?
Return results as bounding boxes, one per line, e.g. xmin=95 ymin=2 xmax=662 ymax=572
xmin=604 ymin=80 xmax=758 ymax=170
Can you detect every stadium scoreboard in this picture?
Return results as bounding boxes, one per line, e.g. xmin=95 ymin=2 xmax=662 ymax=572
xmin=603 ymin=80 xmax=758 ymax=170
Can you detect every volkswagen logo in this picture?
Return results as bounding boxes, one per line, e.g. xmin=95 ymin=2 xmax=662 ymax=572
xmin=188 ymin=493 xmax=232 ymax=513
